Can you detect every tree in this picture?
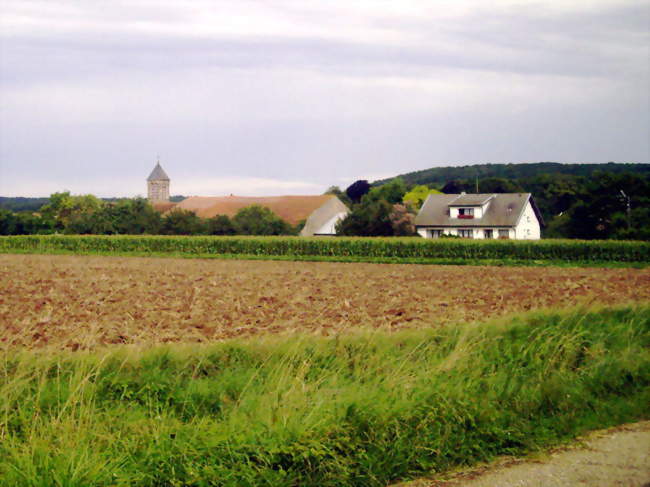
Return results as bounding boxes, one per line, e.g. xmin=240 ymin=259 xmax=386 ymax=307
xmin=0 ymin=210 xmax=54 ymax=235
xmin=363 ymin=178 xmax=407 ymax=205
xmin=232 ymin=205 xmax=293 ymax=235
xmin=66 ymin=209 xmax=115 ymax=234
xmin=441 ymin=180 xmax=465 ymax=194
xmin=40 ymin=192 xmax=104 ymax=231
xmin=403 ymin=185 xmax=441 ymax=209
xmin=345 ymin=180 xmax=371 ymax=203
xmin=476 ymin=177 xmax=525 ymax=194
xmin=161 ymin=209 xmax=205 ymax=235
xmin=206 ymin=215 xmax=237 ymax=235
xmin=336 ymin=199 xmax=394 ymax=236
xmin=108 ymin=198 xmax=162 ymax=234
xmin=563 ymin=172 xmax=650 ymax=240
xmin=389 ymin=204 xmax=416 ymax=236
xmin=324 ymin=186 xmax=352 ymax=206
xmin=0 ymin=210 xmax=15 ymax=235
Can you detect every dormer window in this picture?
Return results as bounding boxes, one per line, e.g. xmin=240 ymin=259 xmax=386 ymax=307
xmin=458 ymin=208 xmax=474 ymax=219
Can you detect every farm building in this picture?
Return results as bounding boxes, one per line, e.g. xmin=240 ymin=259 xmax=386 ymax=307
xmin=414 ymin=192 xmax=544 ymax=239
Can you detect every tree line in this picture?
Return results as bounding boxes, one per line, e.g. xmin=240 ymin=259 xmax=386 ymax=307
xmin=374 ymin=162 xmax=650 ymax=187
xmin=0 ymin=192 xmax=303 ymax=236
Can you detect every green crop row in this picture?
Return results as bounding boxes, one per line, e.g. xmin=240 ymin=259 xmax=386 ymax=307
xmin=1 ymin=234 xmax=649 ymax=262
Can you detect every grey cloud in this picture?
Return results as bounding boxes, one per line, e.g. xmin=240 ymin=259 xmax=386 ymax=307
xmin=2 ymin=2 xmax=648 ymax=88
xmin=1 ymin=31 xmax=642 ymax=90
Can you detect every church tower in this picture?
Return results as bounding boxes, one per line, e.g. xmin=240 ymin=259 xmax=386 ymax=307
xmin=147 ymin=160 xmax=170 ymax=202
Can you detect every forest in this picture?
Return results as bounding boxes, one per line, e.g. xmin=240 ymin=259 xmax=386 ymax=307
xmin=374 ymin=162 xmax=650 ymax=186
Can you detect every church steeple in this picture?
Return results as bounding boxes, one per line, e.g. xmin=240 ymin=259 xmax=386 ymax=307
xmin=147 ymin=159 xmax=170 ymax=202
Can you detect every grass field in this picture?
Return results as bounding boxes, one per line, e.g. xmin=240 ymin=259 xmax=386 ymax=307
xmin=1 ymin=305 xmax=648 ymax=486
xmin=2 ymin=254 xmax=649 ymax=349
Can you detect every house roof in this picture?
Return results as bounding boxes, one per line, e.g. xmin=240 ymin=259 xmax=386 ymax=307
xmin=299 ymin=196 xmax=350 ymax=236
xmin=448 ymin=193 xmax=494 ymax=206
xmin=415 ymin=193 xmax=544 ymax=227
xmin=147 ymin=163 xmax=170 ymax=181
xmin=173 ymin=194 xmax=338 ymax=225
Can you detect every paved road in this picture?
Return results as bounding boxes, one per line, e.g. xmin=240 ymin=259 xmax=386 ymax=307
xmin=398 ymin=421 xmax=650 ymax=487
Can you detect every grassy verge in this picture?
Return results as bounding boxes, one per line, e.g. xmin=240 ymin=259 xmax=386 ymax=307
xmin=1 ymin=306 xmax=649 ymax=486
xmin=2 ymin=247 xmax=648 ymax=269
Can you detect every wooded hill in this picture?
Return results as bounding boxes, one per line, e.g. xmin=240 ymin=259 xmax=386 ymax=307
xmin=374 ymin=162 xmax=650 ymax=187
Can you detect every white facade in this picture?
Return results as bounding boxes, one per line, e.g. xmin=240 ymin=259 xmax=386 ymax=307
xmin=417 ymin=227 xmax=514 ymax=239
xmin=513 ymin=201 xmax=541 ymax=240
xmin=313 ymin=211 xmax=349 ymax=235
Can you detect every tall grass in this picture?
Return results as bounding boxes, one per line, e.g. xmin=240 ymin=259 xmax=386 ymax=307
xmin=1 ymin=306 xmax=649 ymax=486
xmin=1 ymin=234 xmax=649 ymax=263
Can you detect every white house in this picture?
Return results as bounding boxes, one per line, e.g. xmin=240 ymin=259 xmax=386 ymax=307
xmin=414 ymin=193 xmax=544 ymax=239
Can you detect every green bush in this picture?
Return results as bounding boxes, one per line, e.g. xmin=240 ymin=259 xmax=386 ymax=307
xmin=0 ymin=234 xmax=649 ymax=262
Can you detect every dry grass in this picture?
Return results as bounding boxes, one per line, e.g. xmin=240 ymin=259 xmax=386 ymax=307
xmin=1 ymin=254 xmax=649 ymax=350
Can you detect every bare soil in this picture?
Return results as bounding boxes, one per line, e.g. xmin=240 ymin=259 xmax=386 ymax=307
xmin=1 ymin=254 xmax=649 ymax=349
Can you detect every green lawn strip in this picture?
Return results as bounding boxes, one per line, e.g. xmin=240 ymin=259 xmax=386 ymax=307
xmin=1 ymin=305 xmax=649 ymax=486
xmin=1 ymin=248 xmax=647 ymax=269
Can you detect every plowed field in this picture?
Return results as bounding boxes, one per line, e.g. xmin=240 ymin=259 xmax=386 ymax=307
xmin=1 ymin=254 xmax=649 ymax=349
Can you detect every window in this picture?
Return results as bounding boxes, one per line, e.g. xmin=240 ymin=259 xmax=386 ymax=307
xmin=498 ymin=229 xmax=510 ymax=239
xmin=484 ymin=229 xmax=493 ymax=239
xmin=458 ymin=208 xmax=474 ymax=219
xmin=458 ymin=229 xmax=473 ymax=238
xmin=429 ymin=229 xmax=443 ymax=238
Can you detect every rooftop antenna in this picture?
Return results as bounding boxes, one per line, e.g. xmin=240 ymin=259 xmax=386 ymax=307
xmin=475 ymin=173 xmax=479 ymax=193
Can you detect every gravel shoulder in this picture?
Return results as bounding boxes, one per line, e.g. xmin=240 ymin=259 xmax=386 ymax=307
xmin=396 ymin=421 xmax=650 ymax=487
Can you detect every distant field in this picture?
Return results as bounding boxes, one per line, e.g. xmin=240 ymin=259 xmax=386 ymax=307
xmin=2 ymin=254 xmax=649 ymax=350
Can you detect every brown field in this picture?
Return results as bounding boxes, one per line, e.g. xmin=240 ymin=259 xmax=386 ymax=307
xmin=1 ymin=254 xmax=649 ymax=350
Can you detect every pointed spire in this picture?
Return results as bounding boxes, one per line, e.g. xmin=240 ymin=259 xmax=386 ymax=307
xmin=147 ymin=159 xmax=170 ymax=181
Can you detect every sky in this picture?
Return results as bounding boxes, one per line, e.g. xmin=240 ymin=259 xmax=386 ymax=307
xmin=0 ymin=0 xmax=648 ymax=197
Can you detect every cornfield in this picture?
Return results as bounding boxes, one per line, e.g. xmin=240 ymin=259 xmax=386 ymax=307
xmin=1 ymin=235 xmax=648 ymax=262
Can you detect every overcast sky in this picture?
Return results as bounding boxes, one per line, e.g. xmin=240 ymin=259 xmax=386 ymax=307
xmin=0 ymin=0 xmax=648 ymax=197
